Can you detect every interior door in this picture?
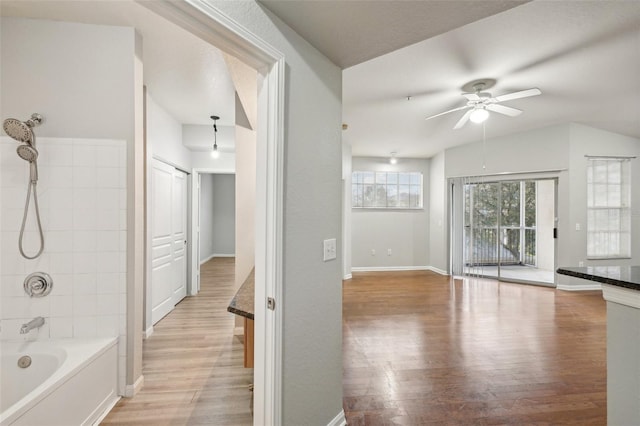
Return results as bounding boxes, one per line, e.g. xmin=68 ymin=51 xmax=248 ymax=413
xmin=151 ymin=160 xmax=175 ymax=324
xmin=172 ymin=169 xmax=187 ymax=304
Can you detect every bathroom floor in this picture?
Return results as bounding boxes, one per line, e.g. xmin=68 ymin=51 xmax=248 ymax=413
xmin=102 ymin=257 xmax=253 ymax=425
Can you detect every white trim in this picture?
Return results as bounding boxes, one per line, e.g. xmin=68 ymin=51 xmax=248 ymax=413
xmin=352 ymin=266 xmax=431 ymax=272
xmin=326 ymin=410 xmax=347 ymax=426
xmin=143 ymin=326 xmax=154 ymax=340
xmin=124 ymin=375 xmax=144 ymax=398
xmin=140 ymin=3 xmax=285 ymax=425
xmin=557 ymin=283 xmax=602 ymax=291
xmin=199 ymin=253 xmax=236 ymax=265
xmin=92 ymin=395 xmax=121 ymax=425
xmin=427 ymin=266 xmax=449 ymax=275
xmin=343 ymin=274 xmax=353 ymax=280
xmin=602 ymin=284 xmax=640 ymax=309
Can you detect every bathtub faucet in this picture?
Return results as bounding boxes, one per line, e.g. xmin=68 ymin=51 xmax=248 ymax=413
xmin=20 ymin=316 xmax=45 ymax=334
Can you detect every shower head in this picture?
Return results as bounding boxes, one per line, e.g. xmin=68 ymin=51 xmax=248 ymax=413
xmin=17 ymin=144 xmax=38 ymax=162
xmin=2 ymin=114 xmax=43 ymax=144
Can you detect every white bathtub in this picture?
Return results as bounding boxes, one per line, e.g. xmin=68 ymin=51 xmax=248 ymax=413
xmin=0 ymin=338 xmax=119 ymax=426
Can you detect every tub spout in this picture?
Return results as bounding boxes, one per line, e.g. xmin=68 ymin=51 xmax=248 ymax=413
xmin=20 ymin=316 xmax=45 ymax=334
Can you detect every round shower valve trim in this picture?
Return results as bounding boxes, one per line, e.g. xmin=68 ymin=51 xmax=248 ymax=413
xmin=24 ymin=272 xmax=53 ymax=298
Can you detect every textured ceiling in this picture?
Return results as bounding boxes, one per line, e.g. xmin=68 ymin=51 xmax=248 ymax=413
xmin=342 ymin=0 xmax=640 ymax=158
xmin=259 ymin=0 xmax=527 ymax=68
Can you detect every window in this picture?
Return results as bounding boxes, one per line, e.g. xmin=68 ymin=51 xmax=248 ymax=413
xmin=587 ymin=158 xmax=631 ymax=258
xmin=352 ymin=171 xmax=422 ymax=209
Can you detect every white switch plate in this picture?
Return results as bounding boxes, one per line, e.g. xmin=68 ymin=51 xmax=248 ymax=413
xmin=575 ymin=223 xmax=581 ymax=231
xmin=323 ymin=238 xmax=337 ymax=261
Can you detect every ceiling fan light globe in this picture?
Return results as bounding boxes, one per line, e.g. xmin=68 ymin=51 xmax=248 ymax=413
xmin=470 ymin=108 xmax=489 ymax=124
xmin=211 ymin=149 xmax=220 ymax=159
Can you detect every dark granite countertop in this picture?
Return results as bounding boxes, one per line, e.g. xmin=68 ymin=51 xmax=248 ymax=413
xmin=227 ymin=268 xmax=254 ymax=320
xmin=557 ymin=266 xmax=640 ymax=290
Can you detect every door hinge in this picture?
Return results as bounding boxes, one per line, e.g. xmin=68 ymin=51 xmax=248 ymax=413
xmin=267 ymin=297 xmax=276 ymax=311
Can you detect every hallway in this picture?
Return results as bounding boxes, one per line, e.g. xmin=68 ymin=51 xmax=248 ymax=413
xmin=102 ymin=258 xmax=253 ymax=425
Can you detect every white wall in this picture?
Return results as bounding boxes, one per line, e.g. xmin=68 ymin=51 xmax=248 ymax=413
xmin=199 ymin=174 xmax=215 ymax=261
xmin=234 ymin=125 xmax=256 ymax=288
xmin=212 ymin=2 xmax=344 ymax=424
xmin=0 ymin=17 xmax=138 ymax=395
xmin=351 ymin=157 xmax=430 ymax=269
xmin=342 ymin=141 xmax=352 ymax=278
xmin=429 ymin=151 xmax=448 ymax=273
xmin=146 ymin=93 xmax=191 ymax=171
xmin=436 ymin=123 xmax=640 ymax=286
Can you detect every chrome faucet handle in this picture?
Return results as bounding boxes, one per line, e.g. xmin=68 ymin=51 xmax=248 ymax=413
xmin=24 ymin=272 xmax=53 ymax=297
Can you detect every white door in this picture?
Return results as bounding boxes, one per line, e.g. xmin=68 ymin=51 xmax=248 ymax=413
xmin=172 ymin=169 xmax=187 ymax=304
xmin=151 ymin=160 xmax=174 ymax=324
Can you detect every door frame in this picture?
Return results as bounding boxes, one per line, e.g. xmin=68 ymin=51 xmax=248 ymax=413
xmin=139 ymin=2 xmax=285 ymax=425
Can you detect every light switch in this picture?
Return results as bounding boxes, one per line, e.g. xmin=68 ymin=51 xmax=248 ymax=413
xmin=323 ymin=238 xmax=337 ymax=261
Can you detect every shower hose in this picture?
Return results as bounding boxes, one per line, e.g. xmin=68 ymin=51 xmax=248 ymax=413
xmin=19 ymin=180 xmax=44 ymax=259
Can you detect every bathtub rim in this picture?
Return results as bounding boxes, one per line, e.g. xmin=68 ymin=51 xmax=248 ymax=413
xmin=0 ymin=336 xmax=118 ymax=425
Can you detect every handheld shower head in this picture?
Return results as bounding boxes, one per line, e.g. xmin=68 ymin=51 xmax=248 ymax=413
xmin=2 ymin=114 xmax=43 ymax=144
xmin=16 ymin=145 xmax=39 ymax=183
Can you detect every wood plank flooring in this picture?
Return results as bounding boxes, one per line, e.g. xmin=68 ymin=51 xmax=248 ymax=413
xmin=102 ymin=257 xmax=253 ymax=425
xmin=343 ymin=271 xmax=607 ymax=425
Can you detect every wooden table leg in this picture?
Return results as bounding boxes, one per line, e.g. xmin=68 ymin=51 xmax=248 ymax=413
xmin=244 ymin=318 xmax=254 ymax=368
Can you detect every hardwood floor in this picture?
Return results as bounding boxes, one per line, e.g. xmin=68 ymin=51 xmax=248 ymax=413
xmin=343 ymin=271 xmax=607 ymax=425
xmin=102 ymin=257 xmax=253 ymax=425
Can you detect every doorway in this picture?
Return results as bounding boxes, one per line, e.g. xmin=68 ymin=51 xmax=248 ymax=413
xmin=456 ymin=178 xmax=557 ymax=285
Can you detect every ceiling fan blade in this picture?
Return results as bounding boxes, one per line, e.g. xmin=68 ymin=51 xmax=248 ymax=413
xmin=453 ymin=109 xmax=473 ymax=130
xmin=486 ymin=104 xmax=522 ymax=117
xmin=494 ymin=88 xmax=541 ymax=102
xmin=462 ymin=93 xmax=480 ymax=101
xmin=425 ymin=105 xmax=470 ymax=121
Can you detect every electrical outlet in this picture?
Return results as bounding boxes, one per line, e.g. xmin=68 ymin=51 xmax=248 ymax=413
xmin=579 ymin=261 xmax=584 ymax=267
xmin=323 ymin=238 xmax=336 ymax=262
xmin=575 ymin=223 xmax=581 ymax=231
xmin=387 ymin=249 xmax=392 ymax=256
xmin=371 ymin=249 xmax=376 ymax=256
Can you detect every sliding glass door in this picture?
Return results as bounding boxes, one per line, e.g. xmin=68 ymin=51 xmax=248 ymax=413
xmin=460 ymin=178 xmax=555 ymax=285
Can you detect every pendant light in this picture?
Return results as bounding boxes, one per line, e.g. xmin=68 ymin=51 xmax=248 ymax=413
xmin=210 ymin=115 xmax=220 ymax=158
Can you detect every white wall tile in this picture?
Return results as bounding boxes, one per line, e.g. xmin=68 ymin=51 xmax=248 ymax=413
xmin=73 ymin=167 xmax=96 ymax=188
xmin=48 ymin=167 xmax=73 ymax=188
xmin=96 ymin=168 xmax=119 ymax=188
xmin=24 ymin=252 xmax=50 ymax=273
xmin=46 ymin=143 xmax=73 ymax=167
xmin=95 ymin=188 xmax=119 ymax=210
xmin=96 ymin=230 xmax=119 ymax=252
xmin=97 ymin=294 xmax=119 ymax=316
xmin=97 ymin=209 xmax=119 ymax=230
xmin=1 ymin=187 xmax=27 ymax=208
xmin=47 ymin=230 xmax=73 ymax=252
xmin=73 ymin=230 xmax=96 ymax=252
xmin=73 ymin=209 xmax=97 ymax=230
xmin=1 ymin=296 xmax=29 ymax=319
xmin=47 ymin=188 xmax=73 ymax=212
xmin=72 ymin=145 xmax=96 ymax=167
xmin=94 ymin=146 xmax=120 ymax=168
xmin=73 ymin=294 xmax=97 ymax=317
xmin=49 ymin=253 xmax=73 ymax=274
xmin=97 ymin=252 xmax=120 ymax=274
xmin=73 ymin=188 xmax=97 ymax=210
xmin=52 ymin=273 xmax=74 ymax=295
xmin=96 ymin=315 xmax=118 ymax=337
xmin=73 ymin=316 xmax=96 ymax=338
xmin=97 ymin=273 xmax=119 ymax=294
xmin=73 ymin=273 xmax=97 ymax=295
xmin=73 ymin=252 xmax=97 ymax=273
xmin=0 ymin=275 xmax=25 ymax=297
xmin=50 ymin=317 xmax=73 ymax=338
xmin=51 ymin=295 xmax=73 ymax=317
xmin=1 ymin=208 xmax=24 ymax=231
xmin=48 ymin=208 xmax=73 ymax=231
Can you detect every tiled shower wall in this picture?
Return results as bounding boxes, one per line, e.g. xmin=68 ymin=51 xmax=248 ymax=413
xmin=0 ymin=136 xmax=127 ymax=393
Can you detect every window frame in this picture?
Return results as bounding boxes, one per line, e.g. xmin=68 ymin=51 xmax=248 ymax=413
xmin=352 ymin=170 xmax=423 ymax=210
xmin=586 ymin=158 xmax=632 ymax=260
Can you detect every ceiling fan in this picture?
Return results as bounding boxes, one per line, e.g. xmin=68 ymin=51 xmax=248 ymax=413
xmin=425 ymin=79 xmax=541 ymax=130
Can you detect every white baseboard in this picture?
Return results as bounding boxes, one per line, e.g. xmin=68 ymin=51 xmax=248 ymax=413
xmin=124 ymin=375 xmax=144 ymax=398
xmin=143 ymin=326 xmax=154 ymax=339
xmin=200 ymin=253 xmax=235 ymax=265
xmin=352 ymin=265 xmax=442 ymax=273
xmin=426 ymin=266 xmax=449 ymax=275
xmin=327 ymin=409 xmax=347 ymax=426
xmin=557 ymin=283 xmax=602 ymax=291
xmin=91 ymin=393 xmax=120 ymax=425
xmin=343 ymin=273 xmax=353 ymax=280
